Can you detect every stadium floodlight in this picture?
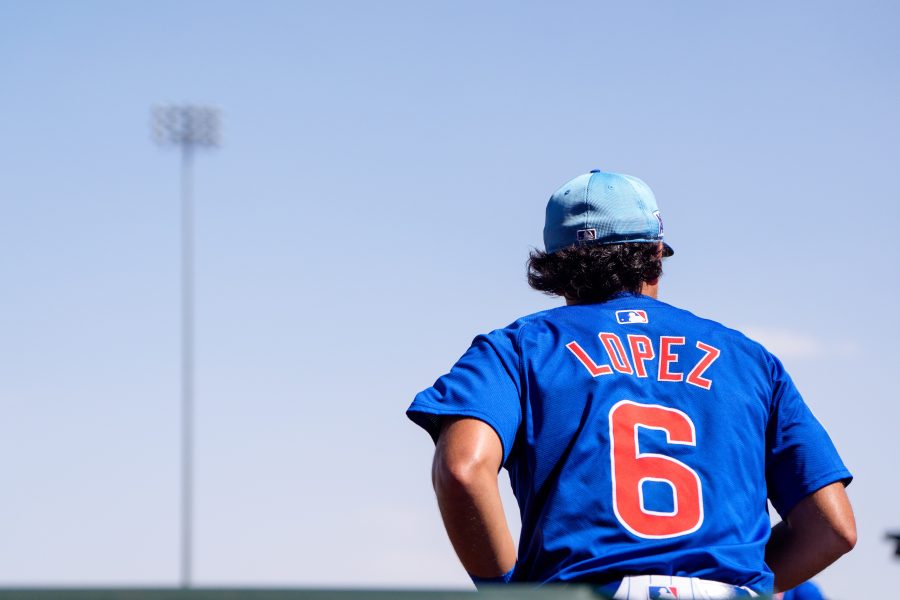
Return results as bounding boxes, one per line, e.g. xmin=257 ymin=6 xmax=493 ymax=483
xmin=888 ymin=532 xmax=900 ymax=558
xmin=152 ymin=104 xmax=221 ymax=588
xmin=153 ymin=105 xmax=221 ymax=148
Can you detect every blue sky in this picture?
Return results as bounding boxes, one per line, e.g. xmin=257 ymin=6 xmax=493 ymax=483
xmin=1 ymin=1 xmax=898 ymax=597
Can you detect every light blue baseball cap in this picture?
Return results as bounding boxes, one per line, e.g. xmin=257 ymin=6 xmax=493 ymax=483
xmin=543 ymin=169 xmax=674 ymax=256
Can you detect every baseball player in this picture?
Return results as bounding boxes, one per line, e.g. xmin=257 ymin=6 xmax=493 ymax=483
xmin=406 ymin=170 xmax=856 ymax=598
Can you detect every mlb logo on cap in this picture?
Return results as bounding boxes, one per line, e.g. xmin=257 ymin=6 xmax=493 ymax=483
xmin=649 ymin=586 xmax=678 ymax=599
xmin=577 ymin=228 xmax=597 ymax=242
xmin=616 ymin=309 xmax=648 ymax=324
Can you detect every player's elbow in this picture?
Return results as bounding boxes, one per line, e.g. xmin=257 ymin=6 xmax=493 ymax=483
xmin=811 ymin=521 xmax=856 ymax=569
xmin=831 ymin=519 xmax=857 ymax=554
xmin=789 ymin=481 xmax=857 ymax=558
xmin=823 ymin=492 xmax=858 ymax=555
xmin=812 ymin=505 xmax=857 ymax=562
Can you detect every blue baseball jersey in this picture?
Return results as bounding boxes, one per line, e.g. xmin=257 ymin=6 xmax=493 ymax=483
xmin=407 ymin=294 xmax=852 ymax=594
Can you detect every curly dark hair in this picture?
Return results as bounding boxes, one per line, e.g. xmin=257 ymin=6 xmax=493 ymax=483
xmin=527 ymin=242 xmax=663 ymax=304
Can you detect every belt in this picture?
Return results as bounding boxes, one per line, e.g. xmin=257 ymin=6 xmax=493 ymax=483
xmin=595 ymin=575 xmax=760 ymax=599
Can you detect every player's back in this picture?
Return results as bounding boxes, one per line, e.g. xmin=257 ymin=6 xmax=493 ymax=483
xmin=506 ymin=293 xmax=777 ymax=589
xmin=408 ymin=292 xmax=849 ymax=594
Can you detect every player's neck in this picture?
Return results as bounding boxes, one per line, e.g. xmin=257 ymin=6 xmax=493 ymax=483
xmin=641 ymin=280 xmax=659 ymax=299
xmin=565 ymin=282 xmax=659 ymax=306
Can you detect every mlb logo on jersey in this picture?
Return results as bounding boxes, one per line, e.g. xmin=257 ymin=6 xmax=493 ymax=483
xmin=649 ymin=586 xmax=678 ymax=599
xmin=616 ymin=309 xmax=648 ymax=324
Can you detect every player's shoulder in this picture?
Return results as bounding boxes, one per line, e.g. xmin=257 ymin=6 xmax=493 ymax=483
xmin=646 ymin=297 xmax=768 ymax=346
xmin=476 ymin=306 xmax=561 ymax=345
xmin=469 ymin=304 xmax=579 ymax=356
xmin=649 ymin=297 xmax=782 ymax=364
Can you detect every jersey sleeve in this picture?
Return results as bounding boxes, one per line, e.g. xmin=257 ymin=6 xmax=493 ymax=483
xmin=406 ymin=328 xmax=523 ymax=465
xmin=765 ymin=354 xmax=852 ymax=518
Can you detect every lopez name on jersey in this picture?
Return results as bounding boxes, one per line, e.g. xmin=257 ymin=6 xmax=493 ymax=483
xmin=565 ymin=332 xmax=721 ymax=391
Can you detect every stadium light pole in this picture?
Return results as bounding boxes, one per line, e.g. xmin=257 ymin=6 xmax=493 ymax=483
xmin=152 ymin=105 xmax=221 ymax=588
xmin=888 ymin=531 xmax=900 ymax=559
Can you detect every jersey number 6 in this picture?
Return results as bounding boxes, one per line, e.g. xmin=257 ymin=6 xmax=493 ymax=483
xmin=609 ymin=400 xmax=704 ymax=538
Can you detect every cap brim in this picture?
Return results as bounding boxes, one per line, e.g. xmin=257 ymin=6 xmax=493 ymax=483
xmin=662 ymin=243 xmax=674 ymax=257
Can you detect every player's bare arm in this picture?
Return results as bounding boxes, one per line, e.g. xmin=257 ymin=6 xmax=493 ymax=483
xmin=432 ymin=417 xmax=517 ymax=579
xmin=765 ymin=481 xmax=857 ymax=592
